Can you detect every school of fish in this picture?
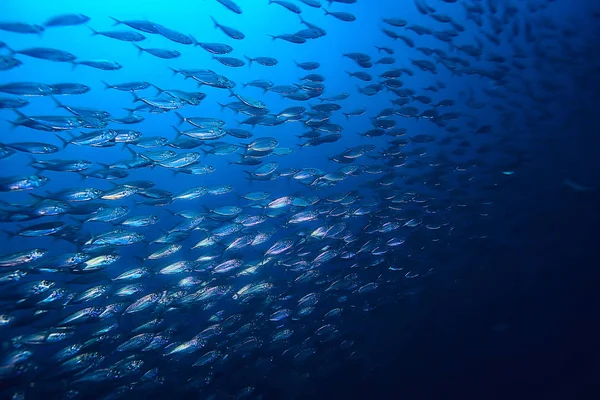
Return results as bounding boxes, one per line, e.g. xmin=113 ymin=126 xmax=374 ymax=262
xmin=0 ymin=0 xmax=597 ymax=398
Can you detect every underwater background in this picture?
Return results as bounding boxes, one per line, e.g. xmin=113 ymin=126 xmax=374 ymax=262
xmin=1 ymin=0 xmax=599 ymax=399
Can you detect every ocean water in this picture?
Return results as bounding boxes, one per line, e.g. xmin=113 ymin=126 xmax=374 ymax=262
xmin=1 ymin=0 xmax=599 ymax=399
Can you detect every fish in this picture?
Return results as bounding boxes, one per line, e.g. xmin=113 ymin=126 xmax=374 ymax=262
xmin=44 ymin=14 xmax=90 ymax=27
xmin=88 ymin=27 xmax=146 ymax=41
xmin=72 ymin=60 xmax=122 ymax=70
xmin=133 ymin=45 xmax=181 ymax=59
xmin=0 ymin=22 xmax=44 ymax=35
xmin=0 ymin=55 xmax=22 ymax=71
xmin=0 ymin=1 xmax=589 ymax=399
xmin=7 ymin=47 xmax=76 ymax=62
xmin=216 ymin=0 xmax=243 ymax=14
xmin=210 ymin=16 xmax=245 ymax=40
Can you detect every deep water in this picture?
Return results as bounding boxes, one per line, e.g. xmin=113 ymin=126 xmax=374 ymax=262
xmin=1 ymin=0 xmax=599 ymax=399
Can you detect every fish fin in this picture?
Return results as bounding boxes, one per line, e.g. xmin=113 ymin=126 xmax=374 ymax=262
xmin=174 ymin=112 xmax=185 ymax=126
xmin=244 ymin=55 xmax=253 ymax=67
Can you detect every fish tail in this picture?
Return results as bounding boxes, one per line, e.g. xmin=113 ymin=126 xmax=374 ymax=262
xmin=323 ymin=8 xmax=330 ymax=15
xmin=28 ymin=193 xmax=46 ymax=202
xmin=70 ymin=61 xmax=78 ymax=70
xmin=171 ymin=125 xmax=183 ymax=138
xmin=55 ymin=134 xmax=70 ymax=149
xmin=244 ymin=55 xmax=253 ymax=67
xmin=1 ymin=230 xmax=15 ymax=239
xmin=174 ymin=112 xmax=185 ymax=126
xmin=87 ymin=26 xmax=98 ymax=36
xmin=168 ymin=66 xmax=180 ymax=76
xmin=243 ymin=174 xmax=254 ymax=185
xmin=109 ymin=16 xmax=122 ymax=26
xmin=133 ymin=43 xmax=144 ymax=56
xmin=49 ymin=95 xmax=63 ymax=109
xmin=26 ymin=155 xmax=38 ymax=167
xmin=100 ymin=80 xmax=112 ymax=90
xmin=267 ymin=34 xmax=277 ymax=41
xmin=217 ymin=102 xmax=227 ymax=112
xmin=131 ymin=92 xmax=141 ymax=103
xmin=12 ymin=108 xmax=26 ymax=119
xmin=6 ymin=120 xmax=19 ymax=130
xmin=123 ymin=107 xmax=137 ymax=115
xmin=210 ymin=16 xmax=219 ymax=29
xmin=125 ymin=145 xmax=138 ymax=158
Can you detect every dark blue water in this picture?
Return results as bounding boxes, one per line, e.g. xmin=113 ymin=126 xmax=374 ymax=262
xmin=1 ymin=0 xmax=599 ymax=399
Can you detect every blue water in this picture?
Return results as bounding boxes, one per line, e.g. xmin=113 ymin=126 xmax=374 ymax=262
xmin=1 ymin=0 xmax=600 ymax=399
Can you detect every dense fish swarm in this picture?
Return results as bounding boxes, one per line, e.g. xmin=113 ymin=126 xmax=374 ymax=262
xmin=0 ymin=0 xmax=598 ymax=399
